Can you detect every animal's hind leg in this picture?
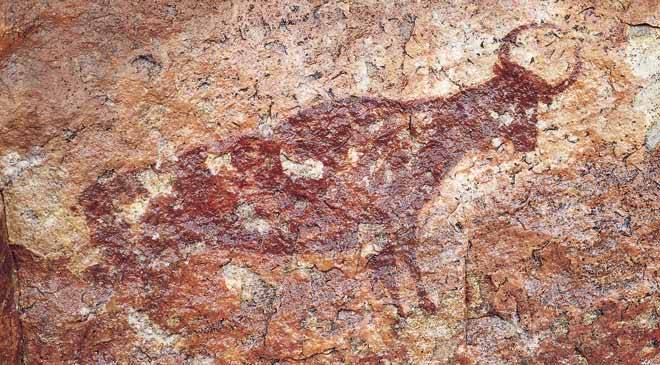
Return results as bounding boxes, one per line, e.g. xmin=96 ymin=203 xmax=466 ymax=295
xmin=397 ymin=245 xmax=437 ymax=313
xmin=368 ymin=244 xmax=437 ymax=315
xmin=367 ymin=249 xmax=404 ymax=314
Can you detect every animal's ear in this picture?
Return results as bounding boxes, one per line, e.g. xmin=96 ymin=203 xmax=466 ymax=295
xmin=499 ymin=23 xmax=580 ymax=91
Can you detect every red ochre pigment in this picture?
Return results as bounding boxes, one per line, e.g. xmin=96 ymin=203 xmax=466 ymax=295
xmin=80 ymin=24 xmax=579 ymax=314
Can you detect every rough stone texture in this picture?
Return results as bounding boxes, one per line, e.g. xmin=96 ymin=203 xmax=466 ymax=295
xmin=1 ymin=193 xmax=21 ymax=363
xmin=0 ymin=1 xmax=659 ymax=364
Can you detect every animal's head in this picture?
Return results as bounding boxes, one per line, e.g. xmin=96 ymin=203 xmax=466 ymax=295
xmin=497 ymin=23 xmax=581 ymax=99
xmin=486 ymin=23 xmax=581 ymax=152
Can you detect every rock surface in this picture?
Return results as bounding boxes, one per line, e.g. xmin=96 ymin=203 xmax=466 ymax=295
xmin=1 ymin=1 xmax=659 ymax=364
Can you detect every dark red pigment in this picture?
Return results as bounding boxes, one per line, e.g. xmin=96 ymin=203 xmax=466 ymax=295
xmin=80 ymin=24 xmax=579 ymax=313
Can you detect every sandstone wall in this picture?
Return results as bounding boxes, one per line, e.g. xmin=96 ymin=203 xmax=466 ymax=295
xmin=1 ymin=1 xmax=659 ymax=364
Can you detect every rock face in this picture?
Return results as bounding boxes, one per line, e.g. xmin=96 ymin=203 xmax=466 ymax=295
xmin=1 ymin=196 xmax=21 ymax=363
xmin=1 ymin=1 xmax=658 ymax=364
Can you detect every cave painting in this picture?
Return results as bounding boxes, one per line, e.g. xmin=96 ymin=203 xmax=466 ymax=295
xmin=80 ymin=24 xmax=580 ymax=314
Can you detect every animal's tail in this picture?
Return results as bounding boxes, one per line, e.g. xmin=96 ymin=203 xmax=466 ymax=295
xmin=497 ymin=23 xmax=581 ymax=94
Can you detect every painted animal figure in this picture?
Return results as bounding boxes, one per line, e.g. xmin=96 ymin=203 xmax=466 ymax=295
xmin=80 ymin=24 xmax=579 ymax=313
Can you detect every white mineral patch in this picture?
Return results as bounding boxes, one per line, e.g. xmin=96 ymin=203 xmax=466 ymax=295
xmin=236 ymin=203 xmax=271 ymax=235
xmin=489 ymin=110 xmax=514 ymax=127
xmin=347 ymin=147 xmax=363 ymax=167
xmin=646 ymin=119 xmax=660 ymax=150
xmin=355 ymin=59 xmax=370 ymax=93
xmin=222 ymin=264 xmax=270 ymax=302
xmin=1 ymin=150 xmax=45 ymax=185
xmin=119 ymin=170 xmax=173 ymax=224
xmin=635 ymin=79 xmax=660 ymax=150
xmin=127 ymin=309 xmax=180 ymax=348
xmin=189 ymin=356 xmax=215 ymax=365
xmin=205 ymin=152 xmax=235 ymax=175
xmin=626 ymin=26 xmax=660 ymax=150
xmin=137 ymin=169 xmax=173 ymax=196
xmin=358 ymin=223 xmax=387 ymax=258
xmin=626 ymin=26 xmax=660 ymax=80
xmin=280 ymin=152 xmax=324 ymax=180
xmin=367 ymin=119 xmax=384 ymax=133
xmin=119 ymin=197 xmax=150 ymax=225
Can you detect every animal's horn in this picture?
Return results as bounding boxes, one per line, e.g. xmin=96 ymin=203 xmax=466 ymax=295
xmin=498 ymin=23 xmax=581 ymax=94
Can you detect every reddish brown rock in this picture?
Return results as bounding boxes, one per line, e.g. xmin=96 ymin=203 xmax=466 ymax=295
xmin=464 ymin=147 xmax=660 ymax=364
xmin=0 ymin=195 xmax=21 ymax=364
xmin=1 ymin=1 xmax=659 ymax=364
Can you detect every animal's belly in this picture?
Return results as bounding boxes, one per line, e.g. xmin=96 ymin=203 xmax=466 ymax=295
xmin=140 ymin=176 xmax=420 ymax=256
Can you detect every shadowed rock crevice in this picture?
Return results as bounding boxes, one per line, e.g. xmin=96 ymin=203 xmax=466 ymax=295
xmin=0 ymin=191 xmax=22 ymax=364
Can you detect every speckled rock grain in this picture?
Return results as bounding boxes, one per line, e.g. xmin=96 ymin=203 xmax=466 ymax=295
xmin=0 ymin=1 xmax=659 ymax=364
